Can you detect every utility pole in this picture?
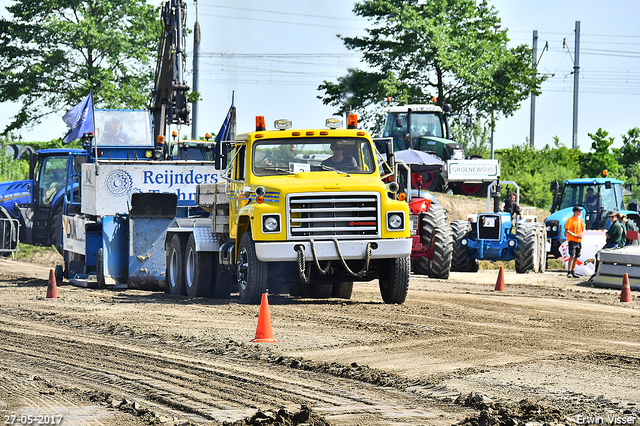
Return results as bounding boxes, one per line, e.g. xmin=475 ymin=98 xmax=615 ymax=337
xmin=191 ymin=0 xmax=201 ymax=140
xmin=529 ymin=30 xmax=538 ymax=148
xmin=572 ymin=21 xmax=580 ymax=149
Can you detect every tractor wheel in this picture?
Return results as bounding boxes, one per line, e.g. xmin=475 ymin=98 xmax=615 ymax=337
xmin=237 ymin=232 xmax=268 ymax=304
xmin=165 ymin=234 xmax=186 ymax=295
xmin=332 ymin=281 xmax=353 ymax=299
xmin=426 ymin=225 xmax=454 ymax=279
xmin=450 ymin=220 xmax=478 ymax=272
xmin=184 ymin=234 xmax=212 ymax=297
xmin=378 ymin=256 xmax=410 ymax=304
xmin=515 ymin=223 xmax=538 ymax=273
xmin=537 ymin=224 xmax=547 ymax=273
xmin=420 ymin=203 xmax=448 ymax=246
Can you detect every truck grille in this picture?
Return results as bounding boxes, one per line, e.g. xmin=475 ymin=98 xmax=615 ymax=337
xmin=287 ymin=192 xmax=380 ymax=239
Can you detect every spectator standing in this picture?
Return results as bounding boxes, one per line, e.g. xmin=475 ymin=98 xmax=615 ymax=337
xmin=564 ymin=206 xmax=585 ymax=278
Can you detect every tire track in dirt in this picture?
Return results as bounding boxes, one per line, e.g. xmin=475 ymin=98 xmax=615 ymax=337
xmin=0 ymin=314 xmax=460 ymax=425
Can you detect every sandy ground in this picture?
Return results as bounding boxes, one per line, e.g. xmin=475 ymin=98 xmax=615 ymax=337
xmin=0 ymin=252 xmax=638 ymax=426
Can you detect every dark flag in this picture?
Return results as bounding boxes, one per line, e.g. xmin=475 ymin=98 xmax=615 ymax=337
xmin=62 ymin=93 xmax=94 ymax=144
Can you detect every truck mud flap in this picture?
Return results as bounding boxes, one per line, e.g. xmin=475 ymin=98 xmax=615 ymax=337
xmin=589 ymin=246 xmax=640 ymax=290
xmin=129 ymin=193 xmax=178 ymax=218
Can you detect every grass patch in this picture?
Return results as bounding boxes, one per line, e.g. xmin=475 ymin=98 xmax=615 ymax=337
xmin=15 ymin=244 xmax=58 ymax=262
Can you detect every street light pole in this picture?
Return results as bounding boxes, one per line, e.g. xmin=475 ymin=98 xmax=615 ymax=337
xmin=490 ymin=22 xmax=501 ymax=160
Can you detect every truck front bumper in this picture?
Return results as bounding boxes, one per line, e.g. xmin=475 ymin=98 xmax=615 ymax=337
xmin=254 ymin=238 xmax=412 ymax=262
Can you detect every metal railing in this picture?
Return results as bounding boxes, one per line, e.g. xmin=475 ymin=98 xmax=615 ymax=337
xmin=0 ymin=218 xmax=20 ymax=257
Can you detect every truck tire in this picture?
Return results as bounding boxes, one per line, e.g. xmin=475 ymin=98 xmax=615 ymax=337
xmin=50 ymin=207 xmax=63 ymax=256
xmin=413 ymin=203 xmax=449 ymax=275
xmin=537 ymin=224 xmax=547 ymax=273
xmin=426 ymin=225 xmax=454 ymax=279
xmin=166 ymin=234 xmax=186 ymax=295
xmin=237 ymin=232 xmax=268 ymax=304
xmin=378 ymin=256 xmax=410 ymax=304
xmin=515 ymin=223 xmax=537 ymax=273
xmin=332 ymin=281 xmax=353 ymax=299
xmin=450 ymin=220 xmax=478 ymax=272
xmin=211 ymin=258 xmax=233 ymax=299
xmin=96 ymin=248 xmax=105 ymax=287
xmin=55 ymin=264 xmax=64 ymax=285
xmin=184 ymin=234 xmax=212 ymax=297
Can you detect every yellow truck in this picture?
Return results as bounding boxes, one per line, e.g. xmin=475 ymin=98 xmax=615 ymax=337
xmin=165 ymin=115 xmax=412 ymax=304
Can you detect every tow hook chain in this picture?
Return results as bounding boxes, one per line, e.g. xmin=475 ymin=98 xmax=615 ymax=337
xmin=295 ymin=239 xmax=373 ymax=283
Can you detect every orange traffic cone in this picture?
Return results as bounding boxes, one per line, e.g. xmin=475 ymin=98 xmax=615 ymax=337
xmin=494 ymin=266 xmax=505 ymax=292
xmin=46 ymin=269 xmax=58 ymax=300
xmin=251 ymin=294 xmax=277 ymax=343
xmin=620 ymin=273 xmax=632 ymax=303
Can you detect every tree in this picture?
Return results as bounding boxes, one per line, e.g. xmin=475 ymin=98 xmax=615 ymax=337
xmin=580 ymin=128 xmax=619 ymax=178
xmin=318 ymin=0 xmax=545 ymax=133
xmin=0 ymin=0 xmax=160 ymax=135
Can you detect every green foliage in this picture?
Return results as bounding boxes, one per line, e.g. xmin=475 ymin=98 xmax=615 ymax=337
xmin=318 ymin=0 xmax=545 ymax=135
xmin=496 ymin=142 xmax=581 ymax=209
xmin=579 ymin=128 xmax=619 ymax=178
xmin=0 ymin=139 xmax=30 ymax=181
xmin=450 ymin=119 xmax=490 ymax=158
xmin=0 ymin=0 xmax=161 ymax=135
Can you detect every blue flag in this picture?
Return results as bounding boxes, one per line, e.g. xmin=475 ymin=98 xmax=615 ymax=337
xmin=215 ymin=100 xmax=235 ymax=143
xmin=62 ymin=92 xmax=94 ymax=144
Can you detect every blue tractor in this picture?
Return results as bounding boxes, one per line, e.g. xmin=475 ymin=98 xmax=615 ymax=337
xmin=545 ymin=177 xmax=639 ymax=258
xmin=0 ymin=147 xmax=84 ymax=256
xmin=450 ymin=181 xmax=546 ymax=273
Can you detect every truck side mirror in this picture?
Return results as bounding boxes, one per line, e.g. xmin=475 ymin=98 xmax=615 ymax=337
xmin=605 ymin=181 xmax=612 ymax=189
xmin=442 ymin=103 xmax=452 ymax=113
xmin=395 ymin=116 xmax=404 ymax=128
xmin=28 ymin=153 xmax=38 ymax=180
xmin=550 ymin=181 xmax=558 ymax=191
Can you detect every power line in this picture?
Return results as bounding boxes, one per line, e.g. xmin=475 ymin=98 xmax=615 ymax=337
xmin=201 ymin=3 xmax=363 ymax=22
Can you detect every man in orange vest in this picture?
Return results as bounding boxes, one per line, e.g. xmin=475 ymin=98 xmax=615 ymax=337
xmin=564 ymin=206 xmax=585 ymax=278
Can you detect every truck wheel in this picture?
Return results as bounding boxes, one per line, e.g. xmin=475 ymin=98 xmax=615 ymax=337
xmin=55 ymin=264 xmax=64 ymax=285
xmin=450 ymin=220 xmax=478 ymax=272
xmin=537 ymin=224 xmax=547 ymax=273
xmin=332 ymin=281 xmax=353 ymax=299
xmin=184 ymin=234 xmax=212 ymax=297
xmin=166 ymin=234 xmax=186 ymax=295
xmin=426 ymin=225 xmax=454 ymax=279
xmin=515 ymin=223 xmax=537 ymax=273
xmin=50 ymin=207 xmax=63 ymax=256
xmin=211 ymin=258 xmax=232 ymax=299
xmin=237 ymin=232 xmax=268 ymax=304
xmin=96 ymin=248 xmax=105 ymax=287
xmin=378 ymin=256 xmax=410 ymax=304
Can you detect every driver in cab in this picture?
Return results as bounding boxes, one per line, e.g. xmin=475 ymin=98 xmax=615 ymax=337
xmin=321 ymin=141 xmax=358 ymax=171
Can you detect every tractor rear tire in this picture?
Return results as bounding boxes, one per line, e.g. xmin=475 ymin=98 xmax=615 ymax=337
xmin=426 ymin=225 xmax=454 ymax=279
xmin=515 ymin=223 xmax=538 ymax=273
xmin=420 ymin=203 xmax=448 ymax=245
xmin=537 ymin=224 xmax=547 ymax=273
xmin=450 ymin=220 xmax=478 ymax=272
xmin=378 ymin=256 xmax=410 ymax=304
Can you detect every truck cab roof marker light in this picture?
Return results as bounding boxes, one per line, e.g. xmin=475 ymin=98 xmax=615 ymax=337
xmin=326 ymin=118 xmax=343 ymax=129
xmin=274 ymin=119 xmax=292 ymax=130
xmin=256 ymin=116 xmax=266 ymax=131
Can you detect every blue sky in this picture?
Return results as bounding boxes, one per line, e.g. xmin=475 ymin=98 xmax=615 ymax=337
xmin=1 ymin=0 xmax=639 ymax=152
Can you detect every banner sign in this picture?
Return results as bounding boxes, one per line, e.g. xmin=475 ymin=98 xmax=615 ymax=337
xmin=82 ymin=162 xmax=222 ymax=216
xmin=447 ymin=159 xmax=500 ymax=182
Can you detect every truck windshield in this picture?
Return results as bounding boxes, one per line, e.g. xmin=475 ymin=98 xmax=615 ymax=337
xmin=560 ymin=184 xmax=625 ymax=213
xmin=94 ymin=110 xmax=153 ymax=147
xmin=252 ymin=137 xmax=375 ymax=177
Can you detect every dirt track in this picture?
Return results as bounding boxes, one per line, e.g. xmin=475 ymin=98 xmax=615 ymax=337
xmin=0 ymin=256 xmax=639 ymax=426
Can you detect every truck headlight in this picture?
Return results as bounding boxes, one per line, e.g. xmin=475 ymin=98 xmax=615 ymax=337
xmin=262 ymin=214 xmax=280 ymax=233
xmin=387 ymin=212 xmax=404 ymax=231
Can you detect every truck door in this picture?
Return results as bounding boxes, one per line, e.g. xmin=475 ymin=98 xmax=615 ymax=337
xmin=229 ymin=144 xmax=246 ymax=239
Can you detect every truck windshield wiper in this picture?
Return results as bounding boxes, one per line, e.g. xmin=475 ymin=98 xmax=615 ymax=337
xmin=321 ymin=165 xmax=351 ymax=177
xmin=263 ymin=167 xmax=294 ymax=174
